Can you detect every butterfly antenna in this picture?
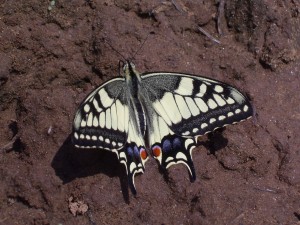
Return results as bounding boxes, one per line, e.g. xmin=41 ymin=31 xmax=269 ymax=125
xmin=103 ymin=39 xmax=127 ymax=61
xmin=131 ymin=32 xmax=154 ymax=61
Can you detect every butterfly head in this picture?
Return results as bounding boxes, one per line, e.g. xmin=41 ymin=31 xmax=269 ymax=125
xmin=123 ymin=61 xmax=141 ymax=82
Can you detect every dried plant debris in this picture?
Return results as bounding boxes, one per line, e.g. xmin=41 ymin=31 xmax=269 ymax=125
xmin=68 ymin=197 xmax=88 ymax=216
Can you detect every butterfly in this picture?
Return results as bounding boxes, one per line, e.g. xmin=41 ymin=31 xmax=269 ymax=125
xmin=72 ymin=61 xmax=253 ymax=194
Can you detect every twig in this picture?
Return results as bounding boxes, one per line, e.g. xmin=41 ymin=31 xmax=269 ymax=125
xmin=198 ymin=26 xmax=221 ymax=44
xmin=253 ymin=186 xmax=279 ymax=194
xmin=0 ymin=218 xmax=8 ymax=223
xmin=171 ymin=0 xmax=182 ymax=13
xmin=228 ymin=212 xmax=245 ymax=225
xmin=218 ymin=0 xmax=226 ymax=35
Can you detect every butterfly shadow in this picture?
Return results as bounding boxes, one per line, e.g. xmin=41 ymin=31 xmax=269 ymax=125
xmin=51 ymin=135 xmax=131 ymax=203
xmin=199 ymin=128 xmax=229 ymax=155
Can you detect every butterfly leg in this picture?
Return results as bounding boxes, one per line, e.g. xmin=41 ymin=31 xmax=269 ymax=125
xmin=151 ymin=135 xmax=197 ymax=181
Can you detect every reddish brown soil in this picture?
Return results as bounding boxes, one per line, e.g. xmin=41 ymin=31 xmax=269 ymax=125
xmin=0 ymin=1 xmax=300 ymax=224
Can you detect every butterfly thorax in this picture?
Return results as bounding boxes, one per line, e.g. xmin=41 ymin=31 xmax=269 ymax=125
xmin=124 ymin=61 xmax=142 ymax=97
xmin=123 ymin=61 xmax=147 ymax=138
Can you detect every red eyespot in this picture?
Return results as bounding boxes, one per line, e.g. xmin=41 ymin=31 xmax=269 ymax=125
xmin=152 ymin=146 xmax=161 ymax=157
xmin=140 ymin=148 xmax=148 ymax=160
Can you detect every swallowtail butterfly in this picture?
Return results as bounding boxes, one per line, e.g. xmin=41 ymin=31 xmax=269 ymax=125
xmin=72 ymin=61 xmax=253 ymax=194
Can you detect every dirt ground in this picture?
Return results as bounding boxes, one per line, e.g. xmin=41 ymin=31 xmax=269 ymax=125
xmin=0 ymin=0 xmax=300 ymax=224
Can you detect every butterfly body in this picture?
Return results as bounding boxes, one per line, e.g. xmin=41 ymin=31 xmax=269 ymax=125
xmin=72 ymin=61 xmax=253 ymax=194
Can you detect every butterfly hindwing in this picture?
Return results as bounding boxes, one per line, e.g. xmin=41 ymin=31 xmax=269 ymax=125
xmin=140 ymin=88 xmax=197 ymax=178
xmin=152 ymin=134 xmax=197 ymax=181
xmin=119 ymin=107 xmax=148 ymax=194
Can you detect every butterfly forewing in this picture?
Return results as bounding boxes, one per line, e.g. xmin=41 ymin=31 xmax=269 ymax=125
xmin=141 ymin=73 xmax=253 ymax=137
xmin=72 ymin=78 xmax=129 ymax=151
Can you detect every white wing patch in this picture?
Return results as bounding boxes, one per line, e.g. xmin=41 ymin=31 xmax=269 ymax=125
xmin=158 ymin=92 xmax=182 ymax=124
xmin=185 ymin=97 xmax=200 ymax=116
xmin=197 ymin=83 xmax=207 ymax=97
xmin=175 ymin=77 xmax=194 ymax=95
xmin=124 ymin=105 xmax=129 ymax=131
xmin=92 ymin=99 xmax=102 ymax=112
xmin=153 ymin=114 xmax=173 ymax=144
xmin=111 ymin=103 xmax=118 ymax=130
xmin=99 ymin=89 xmax=114 ymax=108
xmin=213 ymin=94 xmax=226 ymax=106
xmin=99 ymin=112 xmax=105 ymax=128
xmin=93 ymin=116 xmax=98 ymax=127
xmin=195 ymin=98 xmax=208 ymax=112
xmin=152 ymin=100 xmax=172 ymax=126
xmin=207 ymin=98 xmax=217 ymax=109
xmin=175 ymin=95 xmax=192 ymax=119
xmin=116 ymin=100 xmax=125 ymax=132
xmin=105 ymin=108 xmax=111 ymax=129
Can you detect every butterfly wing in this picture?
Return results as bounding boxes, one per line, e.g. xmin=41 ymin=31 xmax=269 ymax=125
xmin=140 ymin=72 xmax=253 ymax=177
xmin=72 ymin=78 xmax=148 ymax=194
xmin=118 ymin=100 xmax=148 ymax=194
xmin=73 ymin=78 xmax=128 ymax=150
